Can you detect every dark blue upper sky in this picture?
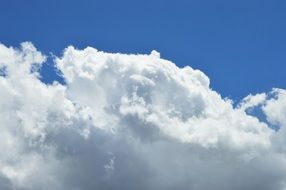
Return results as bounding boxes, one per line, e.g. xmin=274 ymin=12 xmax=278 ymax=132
xmin=1 ymin=0 xmax=285 ymax=100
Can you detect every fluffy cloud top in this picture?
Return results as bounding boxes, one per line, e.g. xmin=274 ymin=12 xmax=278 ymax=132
xmin=0 ymin=42 xmax=286 ymax=190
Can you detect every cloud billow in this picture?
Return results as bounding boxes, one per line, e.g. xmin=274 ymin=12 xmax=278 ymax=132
xmin=0 ymin=42 xmax=286 ymax=190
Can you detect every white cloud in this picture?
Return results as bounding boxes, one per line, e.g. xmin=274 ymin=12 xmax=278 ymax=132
xmin=263 ymin=89 xmax=286 ymax=127
xmin=0 ymin=42 xmax=286 ymax=190
xmin=238 ymin=92 xmax=267 ymax=111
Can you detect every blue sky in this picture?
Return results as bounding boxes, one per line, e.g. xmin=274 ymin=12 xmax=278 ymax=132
xmin=1 ymin=0 xmax=285 ymax=100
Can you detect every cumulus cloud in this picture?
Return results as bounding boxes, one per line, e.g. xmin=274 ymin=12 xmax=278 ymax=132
xmin=0 ymin=42 xmax=286 ymax=190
